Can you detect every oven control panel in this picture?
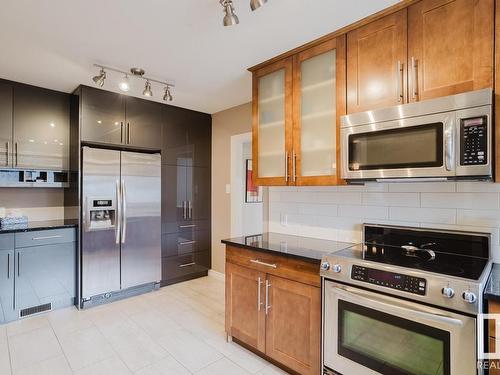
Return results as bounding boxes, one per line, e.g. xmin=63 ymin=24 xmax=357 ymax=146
xmin=460 ymin=116 xmax=488 ymax=166
xmin=351 ymin=265 xmax=426 ymax=295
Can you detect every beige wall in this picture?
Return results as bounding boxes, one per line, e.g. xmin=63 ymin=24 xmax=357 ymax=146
xmin=0 ymin=188 xmax=65 ymax=220
xmin=211 ymin=102 xmax=253 ymax=273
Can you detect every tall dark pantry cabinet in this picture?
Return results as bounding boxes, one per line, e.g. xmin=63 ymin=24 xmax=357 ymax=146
xmin=66 ymin=86 xmax=211 ymax=303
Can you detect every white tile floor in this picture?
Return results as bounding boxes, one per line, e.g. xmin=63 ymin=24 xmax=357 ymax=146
xmin=0 ymin=276 xmax=290 ymax=375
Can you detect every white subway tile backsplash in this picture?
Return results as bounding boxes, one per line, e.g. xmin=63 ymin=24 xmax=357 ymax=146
xmin=338 ymin=205 xmax=389 ymax=220
xmin=362 ymin=193 xmax=420 ymax=207
xmin=421 ymin=193 xmax=500 ymax=210
xmin=268 ymin=182 xmax=500 ymax=259
xmin=389 ymin=207 xmax=456 ymax=224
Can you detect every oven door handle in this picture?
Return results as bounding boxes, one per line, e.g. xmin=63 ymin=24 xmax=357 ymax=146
xmin=332 ymin=284 xmax=464 ymax=327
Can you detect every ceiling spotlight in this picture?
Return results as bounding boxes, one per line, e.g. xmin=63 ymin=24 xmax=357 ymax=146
xmin=92 ymin=68 xmax=106 ymax=87
xmin=220 ymin=0 xmax=239 ymax=26
xmin=143 ymin=80 xmax=153 ymax=97
xmin=118 ymin=74 xmax=130 ymax=92
xmin=163 ymin=86 xmax=173 ymax=102
xmin=250 ymin=0 xmax=267 ymax=11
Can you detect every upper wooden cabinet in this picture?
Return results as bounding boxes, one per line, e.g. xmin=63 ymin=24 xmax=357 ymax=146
xmin=408 ymin=0 xmax=494 ymax=102
xmin=252 ymin=37 xmax=346 ymax=186
xmin=347 ymin=10 xmax=408 ymax=113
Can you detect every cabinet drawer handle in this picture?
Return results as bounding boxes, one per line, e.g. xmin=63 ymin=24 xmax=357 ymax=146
xmin=257 ymin=277 xmax=263 ymax=311
xmin=179 ymin=262 xmax=196 ymax=268
xmin=32 ymin=235 xmax=62 ymax=241
xmin=179 ymin=224 xmax=196 ymax=229
xmin=265 ymin=279 xmax=271 ymax=315
xmin=250 ymin=259 xmax=277 ymax=269
xmin=179 ymin=241 xmax=196 ymax=246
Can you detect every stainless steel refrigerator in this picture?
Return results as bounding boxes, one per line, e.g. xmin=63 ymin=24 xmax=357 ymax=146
xmin=81 ymin=146 xmax=161 ymax=308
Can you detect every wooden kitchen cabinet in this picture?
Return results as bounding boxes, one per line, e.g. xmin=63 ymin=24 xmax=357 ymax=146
xmin=488 ymin=301 xmax=500 ymax=374
xmin=252 ymin=36 xmax=346 ymax=186
xmin=225 ymin=262 xmax=266 ymax=352
xmin=408 ymin=0 xmax=494 ymax=102
xmin=225 ymin=245 xmax=321 ymax=375
xmin=346 ymin=9 xmax=408 ymax=114
xmin=265 ymin=274 xmax=320 ymax=375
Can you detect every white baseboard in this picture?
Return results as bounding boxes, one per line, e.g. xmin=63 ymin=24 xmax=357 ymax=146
xmin=208 ymin=269 xmax=225 ymax=281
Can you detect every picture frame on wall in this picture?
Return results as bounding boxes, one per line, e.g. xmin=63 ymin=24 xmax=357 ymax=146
xmin=245 ymin=159 xmax=263 ymax=203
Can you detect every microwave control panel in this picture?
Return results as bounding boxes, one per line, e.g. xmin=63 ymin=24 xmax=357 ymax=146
xmin=460 ymin=116 xmax=488 ymax=166
xmin=351 ymin=265 xmax=426 ymax=295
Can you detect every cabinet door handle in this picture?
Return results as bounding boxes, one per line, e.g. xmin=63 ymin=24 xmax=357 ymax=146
xmin=250 ymin=259 xmax=277 ymax=269
xmin=188 ymin=201 xmax=192 ymax=220
xmin=265 ymin=279 xmax=271 ymax=315
xmin=182 ymin=201 xmax=187 ymax=220
xmin=7 ymin=253 xmax=10 ymax=279
xmin=121 ymin=122 xmax=124 ymax=144
xmin=257 ymin=277 xmax=263 ymax=311
xmin=127 ymin=123 xmax=131 ymax=144
xmin=292 ymin=151 xmax=297 ymax=183
xmin=14 ymin=142 xmax=18 ymax=167
xmin=179 ymin=240 xmax=196 ymax=246
xmin=32 ymin=235 xmax=62 ymax=241
xmin=17 ymin=253 xmax=20 ymax=277
xmin=179 ymin=262 xmax=196 ymax=268
xmin=285 ymin=151 xmax=289 ymax=182
xmin=5 ymin=142 xmax=8 ymax=166
xmin=411 ymin=56 xmax=418 ymax=100
xmin=396 ymin=61 xmax=404 ymax=103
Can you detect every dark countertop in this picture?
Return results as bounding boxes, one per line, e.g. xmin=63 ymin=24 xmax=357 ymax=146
xmin=222 ymin=232 xmax=355 ymax=264
xmin=484 ymin=263 xmax=500 ymax=302
xmin=0 ymin=219 xmax=78 ymax=234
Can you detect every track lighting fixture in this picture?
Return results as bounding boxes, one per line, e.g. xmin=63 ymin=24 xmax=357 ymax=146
xmin=143 ymin=80 xmax=153 ymax=97
xmin=92 ymin=68 xmax=106 ymax=87
xmin=118 ymin=75 xmax=130 ymax=92
xmin=250 ymin=0 xmax=267 ymax=11
xmin=220 ymin=0 xmax=239 ymax=26
xmin=91 ymin=65 xmax=175 ymax=101
xmin=163 ymin=86 xmax=173 ymax=102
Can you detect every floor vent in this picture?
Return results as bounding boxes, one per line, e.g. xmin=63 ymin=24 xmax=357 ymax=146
xmin=19 ymin=303 xmax=52 ymax=318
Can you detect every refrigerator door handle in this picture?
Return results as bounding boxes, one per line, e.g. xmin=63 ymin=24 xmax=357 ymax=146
xmin=121 ymin=179 xmax=127 ymax=244
xmin=115 ymin=180 xmax=121 ymax=244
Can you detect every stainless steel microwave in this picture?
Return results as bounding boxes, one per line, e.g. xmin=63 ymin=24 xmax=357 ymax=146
xmin=340 ymin=89 xmax=493 ymax=182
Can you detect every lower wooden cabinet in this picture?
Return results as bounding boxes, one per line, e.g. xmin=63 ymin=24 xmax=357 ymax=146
xmin=225 ymin=247 xmax=320 ymax=375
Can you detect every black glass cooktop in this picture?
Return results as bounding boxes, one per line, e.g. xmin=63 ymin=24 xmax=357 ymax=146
xmin=353 ymin=224 xmax=492 ymax=280
xmin=361 ymin=243 xmax=489 ymax=280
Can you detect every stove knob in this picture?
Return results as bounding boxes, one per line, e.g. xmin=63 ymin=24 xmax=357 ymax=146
xmin=462 ymin=291 xmax=477 ymax=304
xmin=441 ymin=287 xmax=455 ymax=298
xmin=332 ymin=264 xmax=342 ymax=273
xmin=320 ymin=262 xmax=330 ymax=271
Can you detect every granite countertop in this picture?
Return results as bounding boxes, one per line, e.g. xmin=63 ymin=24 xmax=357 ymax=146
xmin=222 ymin=232 xmax=355 ymax=264
xmin=0 ymin=219 xmax=78 ymax=234
xmin=484 ymin=263 xmax=500 ymax=302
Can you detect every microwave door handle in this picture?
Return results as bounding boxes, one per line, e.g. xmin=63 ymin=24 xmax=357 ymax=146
xmin=445 ymin=121 xmax=455 ymax=172
xmin=331 ymin=285 xmax=464 ymax=327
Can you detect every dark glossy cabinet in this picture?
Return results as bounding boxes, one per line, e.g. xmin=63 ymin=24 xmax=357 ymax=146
xmin=161 ymin=106 xmax=211 ymax=286
xmin=0 ymin=83 xmax=12 ymax=168
xmin=81 ymin=87 xmax=125 ymax=145
xmin=80 ymin=86 xmax=162 ymax=149
xmin=0 ymin=80 xmax=70 ymax=171
xmin=125 ymin=97 xmax=162 ymax=149
xmin=13 ymin=85 xmax=70 ymax=170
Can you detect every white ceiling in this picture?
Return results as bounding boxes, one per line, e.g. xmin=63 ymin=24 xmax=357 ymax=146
xmin=0 ymin=0 xmax=399 ymax=114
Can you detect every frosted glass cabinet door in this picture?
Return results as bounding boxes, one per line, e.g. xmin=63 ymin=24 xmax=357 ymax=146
xmin=294 ymin=38 xmax=346 ymax=185
xmin=253 ymin=58 xmax=293 ymax=185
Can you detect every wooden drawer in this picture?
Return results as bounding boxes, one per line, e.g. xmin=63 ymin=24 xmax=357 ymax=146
xmin=0 ymin=234 xmax=14 ymax=250
xmin=226 ymin=245 xmax=320 ymax=287
xmin=162 ymin=220 xmax=210 ymax=235
xmin=162 ymin=230 xmax=210 ymax=257
xmin=15 ymin=228 xmax=76 ymax=248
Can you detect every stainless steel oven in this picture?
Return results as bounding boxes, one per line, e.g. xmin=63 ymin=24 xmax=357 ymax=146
xmin=323 ymin=281 xmax=477 ymax=375
xmin=340 ymin=89 xmax=493 ymax=181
